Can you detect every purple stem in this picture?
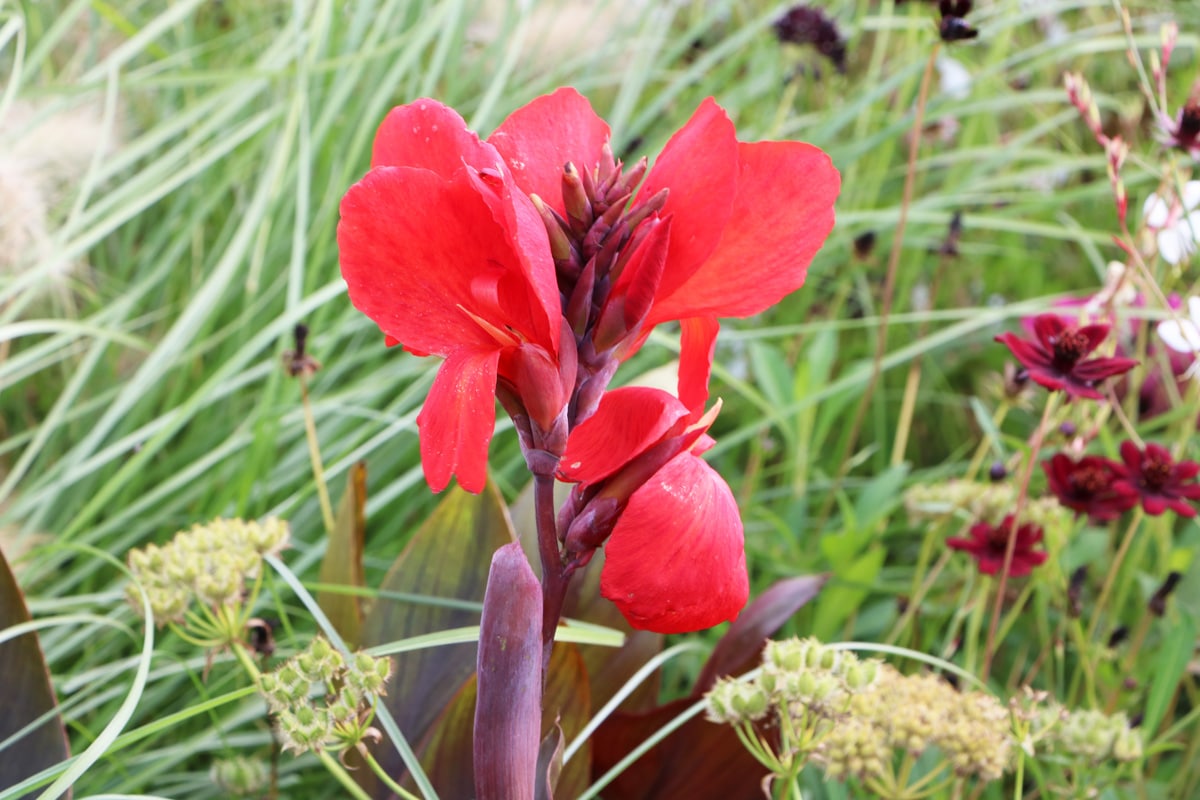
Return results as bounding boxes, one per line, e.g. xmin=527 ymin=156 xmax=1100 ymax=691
xmin=533 ymin=472 xmax=569 ymax=676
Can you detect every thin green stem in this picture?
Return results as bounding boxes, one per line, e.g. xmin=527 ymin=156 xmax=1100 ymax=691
xmin=818 ymin=42 xmax=941 ymax=525
xmin=363 ymin=748 xmax=421 ymax=800
xmin=1087 ymin=507 xmax=1145 ymax=643
xmin=317 ymin=750 xmax=375 ymax=800
xmin=982 ymin=393 xmax=1059 ymax=683
xmin=299 ymin=377 xmax=337 ymax=536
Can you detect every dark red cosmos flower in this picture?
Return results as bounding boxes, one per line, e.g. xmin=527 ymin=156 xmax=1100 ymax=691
xmin=995 ymin=314 xmax=1137 ymax=400
xmin=1111 ymin=441 xmax=1200 ymax=518
xmin=947 ymin=515 xmax=1048 ymax=577
xmin=557 ymin=387 xmax=746 ymax=633
xmin=1042 ymin=453 xmax=1138 ymax=522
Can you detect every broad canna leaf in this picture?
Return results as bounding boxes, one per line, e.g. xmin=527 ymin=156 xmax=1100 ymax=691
xmin=474 ymin=543 xmax=542 ymax=800
xmin=0 ymin=547 xmax=71 ymax=799
xmin=407 ymin=637 xmax=592 ymax=799
xmin=317 ymin=461 xmax=367 ymax=647
xmin=693 ymin=574 xmax=828 ymax=695
xmin=358 ymin=480 xmax=517 ymax=794
xmin=591 ymin=697 xmax=768 ymax=800
xmin=591 ymin=576 xmax=827 ymax=799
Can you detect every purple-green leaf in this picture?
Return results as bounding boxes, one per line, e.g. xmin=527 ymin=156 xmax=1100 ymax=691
xmin=358 ymin=480 xmax=517 ymax=794
xmin=0 ymin=547 xmax=70 ymax=799
xmin=474 ymin=542 xmax=542 ymax=800
xmin=694 ymin=574 xmax=828 ymax=695
xmin=317 ymin=461 xmax=367 ymax=648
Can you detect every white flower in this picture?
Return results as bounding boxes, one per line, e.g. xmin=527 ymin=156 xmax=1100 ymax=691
xmin=1157 ymin=295 xmax=1200 ymax=355
xmin=937 ymin=56 xmax=972 ymax=101
xmin=1142 ymin=181 xmax=1200 ymax=265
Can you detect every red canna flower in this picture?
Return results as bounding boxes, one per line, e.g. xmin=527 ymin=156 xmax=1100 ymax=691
xmin=947 ymin=515 xmax=1047 ymax=577
xmin=338 ymin=100 xmax=573 ymax=493
xmin=1042 ymin=453 xmax=1138 ymax=522
xmin=485 ymin=87 xmax=839 ymax=411
xmin=995 ymin=314 xmax=1137 ymax=400
xmin=339 ymin=89 xmax=839 ymax=490
xmin=557 ymin=387 xmax=747 ymax=634
xmin=1111 ymin=441 xmax=1200 ymax=518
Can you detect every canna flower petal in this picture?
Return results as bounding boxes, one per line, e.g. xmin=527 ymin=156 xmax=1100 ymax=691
xmin=339 ymin=166 xmax=556 ymax=358
xmin=559 ymin=387 xmax=690 ymax=485
xmin=678 ymin=316 xmax=720 ymax=412
xmin=419 ymin=348 xmax=501 ymax=493
xmin=648 ymin=140 xmax=840 ymax=323
xmin=372 ymin=99 xmax=501 ymax=176
xmin=600 ymin=452 xmax=749 ymax=633
xmin=636 ymin=98 xmax=741 ymax=294
xmin=488 ymin=87 xmax=612 ymax=217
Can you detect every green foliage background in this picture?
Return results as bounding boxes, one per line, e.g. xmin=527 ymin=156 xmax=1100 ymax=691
xmin=2 ymin=0 xmax=1199 ymax=796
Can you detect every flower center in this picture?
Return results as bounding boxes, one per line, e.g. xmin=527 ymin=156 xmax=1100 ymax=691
xmin=1140 ymin=456 xmax=1172 ymax=490
xmin=1051 ymin=328 xmax=1090 ymax=367
xmin=1179 ymin=102 xmax=1200 ymax=143
xmin=1068 ymin=465 xmax=1109 ymax=496
xmin=986 ymin=522 xmax=1012 ymax=550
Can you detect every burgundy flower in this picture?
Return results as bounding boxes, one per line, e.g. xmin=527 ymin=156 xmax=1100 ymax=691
xmin=1112 ymin=441 xmax=1200 ymax=518
xmin=1161 ymin=98 xmax=1200 ymax=159
xmin=774 ymin=6 xmax=847 ymax=73
xmin=995 ymin=314 xmax=1137 ymax=399
xmin=1020 ymin=294 xmax=1193 ymax=419
xmin=947 ymin=515 xmax=1047 ymax=577
xmin=1042 ymin=453 xmax=1137 ymax=522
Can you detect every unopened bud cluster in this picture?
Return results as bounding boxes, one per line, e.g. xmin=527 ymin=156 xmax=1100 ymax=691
xmin=706 ymin=638 xmax=879 ymax=729
xmin=258 ymin=637 xmax=393 ymax=756
xmin=209 ymin=755 xmax=269 ymax=796
xmin=126 ymin=518 xmax=289 ymax=624
xmin=905 ymin=481 xmax=1065 ymax=529
xmin=819 ymin=664 xmax=1013 ymax=784
xmin=1033 ymin=704 xmax=1143 ymax=764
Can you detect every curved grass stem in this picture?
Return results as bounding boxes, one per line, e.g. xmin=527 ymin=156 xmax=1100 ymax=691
xmin=819 ymin=43 xmax=941 ymax=525
xmin=981 ymin=393 xmax=1059 ymax=683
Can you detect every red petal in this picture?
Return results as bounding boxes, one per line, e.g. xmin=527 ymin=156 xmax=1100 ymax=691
xmin=372 ymin=100 xmax=501 ymax=175
xmin=637 ymin=99 xmax=740 ymax=302
xmin=600 ymin=453 xmax=748 ymax=634
xmin=994 ymin=332 xmax=1053 ymax=371
xmin=488 ymin=88 xmax=611 ymax=216
xmin=339 ymin=166 xmax=556 ymax=356
xmin=678 ymin=316 xmax=719 ymax=412
xmin=649 ymin=139 xmax=839 ymax=323
xmin=417 ymin=348 xmax=501 ymax=493
xmin=1076 ymin=323 xmax=1113 ymax=353
xmin=1031 ymin=314 xmax=1067 ymax=347
xmin=1118 ymin=440 xmax=1142 ymax=471
xmin=559 ymin=387 xmax=689 ymax=485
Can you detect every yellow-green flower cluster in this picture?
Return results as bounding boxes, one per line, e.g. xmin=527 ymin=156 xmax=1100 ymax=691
xmin=258 ymin=637 xmax=393 ymax=756
xmin=820 ymin=664 xmax=1013 ymax=783
xmin=209 ymin=755 xmax=269 ymax=796
xmin=905 ymin=480 xmax=1064 ymax=528
xmin=125 ymin=518 xmax=289 ymax=624
xmin=1035 ymin=704 xmax=1143 ymax=764
xmin=706 ymin=638 xmax=879 ymax=729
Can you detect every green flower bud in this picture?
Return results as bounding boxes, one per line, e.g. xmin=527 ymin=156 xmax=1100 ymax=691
xmin=210 ymin=756 xmax=269 ymax=796
xmin=1112 ymin=726 xmax=1143 ymax=762
xmin=730 ymin=683 xmax=769 ymax=720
